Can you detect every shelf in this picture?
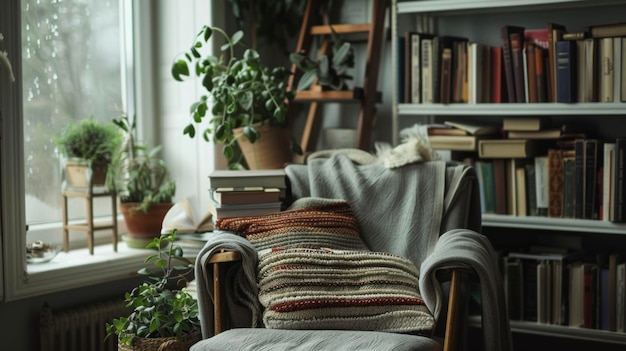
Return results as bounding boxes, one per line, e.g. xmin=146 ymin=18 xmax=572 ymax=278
xmin=482 ymin=214 xmax=626 ymax=235
xmin=397 ymin=102 xmax=626 ymax=116
xmin=397 ymin=0 xmax=624 ymax=15
xmin=469 ymin=316 xmax=626 ymax=344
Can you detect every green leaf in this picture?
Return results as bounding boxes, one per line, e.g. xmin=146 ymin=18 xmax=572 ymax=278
xmin=183 ymin=124 xmax=196 ymax=138
xmin=231 ymin=30 xmax=244 ymax=45
xmin=243 ymin=125 xmax=259 ymax=143
xmin=297 ymin=70 xmax=317 ymax=91
xmin=203 ymin=26 xmax=213 ymax=42
xmin=215 ymin=124 xmax=226 ymax=140
xmin=155 ymin=259 xmax=167 ymax=268
xmin=333 ymin=42 xmax=351 ymax=65
xmin=190 ymin=47 xmax=201 ymax=59
xmin=239 ymin=91 xmax=253 ymax=110
xmin=243 ymin=49 xmax=260 ymax=63
xmin=171 ymin=60 xmax=189 ymax=81
xmin=222 ymin=144 xmax=234 ymax=160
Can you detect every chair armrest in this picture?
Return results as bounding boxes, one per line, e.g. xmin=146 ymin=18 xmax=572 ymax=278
xmin=443 ymin=268 xmax=473 ymax=351
xmin=206 ymin=250 xmax=242 ymax=335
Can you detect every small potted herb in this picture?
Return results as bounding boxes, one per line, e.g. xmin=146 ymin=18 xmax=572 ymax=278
xmin=54 ymin=117 xmax=122 ymax=188
xmin=106 ymin=230 xmax=201 ymax=350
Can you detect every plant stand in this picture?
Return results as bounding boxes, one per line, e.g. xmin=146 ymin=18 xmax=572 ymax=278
xmin=62 ymin=187 xmax=118 ymax=255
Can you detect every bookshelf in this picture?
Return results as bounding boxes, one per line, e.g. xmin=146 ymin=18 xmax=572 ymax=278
xmin=391 ymin=0 xmax=626 ymax=347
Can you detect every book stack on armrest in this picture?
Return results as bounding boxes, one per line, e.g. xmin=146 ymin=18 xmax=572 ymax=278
xmin=207 ymin=169 xmax=286 ymax=220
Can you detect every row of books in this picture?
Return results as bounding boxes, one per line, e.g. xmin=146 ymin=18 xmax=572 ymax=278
xmin=474 ymin=137 xmax=626 ymax=223
xmin=399 ymin=21 xmax=626 ymax=104
xmin=503 ymin=250 xmax=626 ymax=332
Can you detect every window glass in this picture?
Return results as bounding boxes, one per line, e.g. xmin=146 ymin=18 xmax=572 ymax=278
xmin=22 ymin=0 xmax=125 ymax=228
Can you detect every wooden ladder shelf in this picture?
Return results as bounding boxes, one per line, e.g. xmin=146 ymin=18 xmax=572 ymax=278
xmin=288 ymin=0 xmax=388 ymax=154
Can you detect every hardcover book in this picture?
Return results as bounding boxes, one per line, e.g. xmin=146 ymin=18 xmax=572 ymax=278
xmin=556 ymin=40 xmax=577 ymax=103
xmin=547 ymin=23 xmax=567 ymax=102
xmin=510 ymin=32 xmax=526 ymax=102
xmin=478 ymin=139 xmax=552 ymax=159
xmin=208 ymin=169 xmax=287 ymax=189
xmin=613 ymin=138 xmax=626 ymax=223
xmin=599 ymin=37 xmax=615 ymax=102
xmin=547 ymin=149 xmax=564 ymax=218
xmin=501 ymin=25 xmax=526 ymax=103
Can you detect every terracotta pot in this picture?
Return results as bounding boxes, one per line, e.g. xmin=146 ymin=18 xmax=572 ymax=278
xmin=234 ymin=124 xmax=292 ymax=169
xmin=120 ymin=202 xmax=173 ymax=241
xmin=118 ymin=332 xmax=201 ymax=351
xmin=65 ymin=159 xmax=109 ymax=188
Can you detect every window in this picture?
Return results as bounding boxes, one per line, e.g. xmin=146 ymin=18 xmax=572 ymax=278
xmin=23 ymin=0 xmax=129 ymax=248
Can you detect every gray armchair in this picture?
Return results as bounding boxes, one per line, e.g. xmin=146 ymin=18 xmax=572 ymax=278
xmin=191 ymin=154 xmax=511 ymax=351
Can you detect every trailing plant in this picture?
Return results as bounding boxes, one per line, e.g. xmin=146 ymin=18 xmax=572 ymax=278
xmin=106 ymin=230 xmax=200 ymax=345
xmin=106 ymin=115 xmax=176 ymax=212
xmin=289 ymin=27 xmax=355 ymax=91
xmin=54 ymin=116 xmax=122 ymax=164
xmin=171 ymin=26 xmax=301 ymax=168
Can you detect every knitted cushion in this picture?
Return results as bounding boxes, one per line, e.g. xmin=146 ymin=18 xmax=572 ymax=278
xmin=257 ymin=247 xmax=434 ymax=334
xmin=216 ymin=199 xmax=434 ymax=334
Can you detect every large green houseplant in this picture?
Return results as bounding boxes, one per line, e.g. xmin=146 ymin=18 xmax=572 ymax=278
xmin=171 ymin=26 xmax=301 ymax=169
xmin=106 ymin=230 xmax=201 ymax=350
xmin=54 ymin=116 xmax=122 ymax=188
xmin=107 ymin=115 xmax=176 ymax=246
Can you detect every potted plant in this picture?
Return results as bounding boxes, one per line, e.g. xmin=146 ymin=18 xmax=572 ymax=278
xmin=54 ymin=116 xmax=122 ymax=188
xmin=106 ymin=230 xmax=201 ymax=350
xmin=107 ymin=115 xmax=176 ymax=246
xmin=171 ymin=26 xmax=301 ymax=170
xmin=289 ymin=27 xmax=355 ymax=91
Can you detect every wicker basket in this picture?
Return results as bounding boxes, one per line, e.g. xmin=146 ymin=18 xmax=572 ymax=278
xmin=118 ymin=332 xmax=201 ymax=351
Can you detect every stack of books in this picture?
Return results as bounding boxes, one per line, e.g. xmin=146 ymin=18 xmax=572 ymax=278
xmin=207 ymin=169 xmax=286 ymax=220
xmin=427 ymin=121 xmax=500 ymax=151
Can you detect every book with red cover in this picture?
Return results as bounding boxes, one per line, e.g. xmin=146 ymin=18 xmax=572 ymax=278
xmin=535 ymin=45 xmax=548 ymax=102
xmin=524 ymin=28 xmax=550 ymax=49
xmin=501 ymin=25 xmax=526 ymax=103
xmin=548 ymin=149 xmax=564 ymax=218
xmin=491 ymin=46 xmax=505 ymax=103
xmin=433 ymin=35 xmax=468 ymax=103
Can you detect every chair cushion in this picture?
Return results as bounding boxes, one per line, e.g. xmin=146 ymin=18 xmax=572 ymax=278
xmin=190 ymin=328 xmax=442 ymax=351
xmin=258 ymin=247 xmax=434 ymax=334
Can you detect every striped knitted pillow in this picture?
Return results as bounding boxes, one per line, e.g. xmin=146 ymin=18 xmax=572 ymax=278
xmin=257 ymin=247 xmax=434 ymax=334
xmin=216 ymin=198 xmax=434 ymax=334
xmin=215 ymin=199 xmax=368 ymax=252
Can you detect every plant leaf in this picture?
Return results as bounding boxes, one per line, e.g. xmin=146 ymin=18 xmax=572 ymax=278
xmin=297 ymin=70 xmax=317 ymax=91
xmin=171 ymin=60 xmax=189 ymax=81
xmin=239 ymin=91 xmax=253 ymax=110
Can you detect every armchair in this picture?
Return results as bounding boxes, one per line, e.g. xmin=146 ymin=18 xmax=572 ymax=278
xmin=191 ymin=153 xmax=511 ymax=351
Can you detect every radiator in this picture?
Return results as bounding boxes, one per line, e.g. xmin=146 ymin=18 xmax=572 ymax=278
xmin=40 ymin=299 xmax=130 ymax=351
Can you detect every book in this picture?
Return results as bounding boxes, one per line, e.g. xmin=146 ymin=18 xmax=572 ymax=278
xmin=613 ymin=37 xmax=622 ymax=103
xmin=161 ymin=198 xmax=214 ymax=234
xmin=622 ymin=37 xmax=626 ymax=102
xmin=603 ymin=143 xmax=616 ymax=222
xmin=547 ymin=23 xmax=567 ymax=102
xmin=503 ymin=257 xmax=524 ymax=320
xmin=574 ymin=139 xmax=585 ymax=219
xmin=617 ymin=262 xmax=626 ymax=332
xmin=501 ymin=25 xmax=526 ymax=102
xmin=478 ymin=139 xmax=551 ymax=159
xmin=476 ymin=161 xmax=496 ymax=214
xmin=443 ymin=120 xmax=500 ymax=136
xmin=535 ymin=45 xmax=548 ymax=102
xmin=535 ymin=156 xmax=549 ymax=217
xmin=491 ymin=46 xmax=505 ymax=103
xmin=525 ymin=162 xmax=538 ymax=216
xmin=583 ymin=139 xmax=599 ymax=220
xmin=494 ymin=159 xmax=508 ymax=215
xmin=576 ymin=38 xmax=598 ymax=102
xmin=409 ymin=32 xmax=421 ymax=103
xmin=599 ymin=37 xmax=615 ymax=102
xmin=428 ymin=135 xmax=478 ymax=151
xmin=421 ymin=36 xmax=435 ymax=103
xmin=397 ymin=36 xmax=406 ymax=103
xmin=516 ymin=166 xmax=527 ymax=216
xmin=613 ymin=138 xmax=626 ymax=223
xmin=440 ymin=47 xmax=453 ymax=104
xmin=556 ymin=40 xmax=577 ymax=103
xmin=547 ymin=149 xmax=564 ymax=218
xmin=404 ymin=33 xmax=413 ymax=103
xmin=452 ymin=40 xmax=468 ymax=103
xmin=502 ymin=117 xmax=545 ymax=131
xmin=510 ymin=31 xmax=526 ymax=102
xmin=207 ymin=199 xmax=283 ymax=220
xmin=608 ymin=253 xmax=622 ymax=331
xmin=208 ymin=169 xmax=287 ymax=189
xmin=210 ymin=187 xmax=281 ymax=205
xmin=507 ymin=128 xmax=563 ymax=140
xmin=427 ymin=124 xmax=468 ymax=136
xmin=562 ymin=155 xmax=577 ymax=218
xmin=588 ymin=22 xmax=626 ymax=38
xmin=526 ymin=43 xmax=538 ymax=103
xmin=524 ymin=28 xmax=549 ymax=50
xmin=433 ymin=35 xmax=468 ymax=103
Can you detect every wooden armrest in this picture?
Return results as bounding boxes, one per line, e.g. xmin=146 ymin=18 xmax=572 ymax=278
xmin=443 ymin=268 xmax=473 ymax=351
xmin=207 ymin=249 xmax=242 ymax=336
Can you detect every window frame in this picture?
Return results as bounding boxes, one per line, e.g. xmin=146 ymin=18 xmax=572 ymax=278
xmin=0 ymin=0 xmax=153 ymax=302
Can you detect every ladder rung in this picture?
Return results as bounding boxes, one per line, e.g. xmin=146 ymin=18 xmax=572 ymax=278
xmin=294 ymin=87 xmax=382 ymax=103
xmin=310 ymin=24 xmax=372 ymax=35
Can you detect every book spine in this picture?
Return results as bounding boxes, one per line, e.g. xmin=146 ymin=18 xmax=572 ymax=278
xmin=622 ymin=37 xmax=626 ymax=102
xmin=613 ymin=37 xmax=622 ymax=103
xmin=440 ymin=48 xmax=453 ymax=104
xmin=480 ymin=161 xmax=496 ymax=213
xmin=613 ymin=138 xmax=626 ymax=223
xmin=547 ymin=23 xmax=567 ymax=102
xmin=599 ymin=37 xmax=614 ymax=102
xmin=397 ymin=36 xmax=405 ymax=103
xmin=527 ymin=43 xmax=538 ymax=103
xmin=404 ymin=33 xmax=413 ymax=103
xmin=556 ymin=40 xmax=577 ymax=103
xmin=562 ymin=156 xmax=576 ymax=218
xmin=603 ymin=143 xmax=616 ymax=221
xmin=433 ymin=37 xmax=442 ymax=103
xmin=421 ymin=37 xmax=434 ymax=103
xmin=410 ymin=33 xmax=421 ymax=103
xmin=574 ymin=139 xmax=585 ymax=219
xmin=510 ymin=32 xmax=526 ymax=102
xmin=494 ymin=159 xmax=508 ymax=215
xmin=548 ymin=149 xmax=564 ymax=218
xmin=501 ymin=26 xmax=523 ymax=103
xmin=491 ymin=46 xmax=504 ymax=103
xmin=535 ymin=156 xmax=549 ymax=217
xmin=583 ymin=139 xmax=599 ymax=219
xmin=526 ymin=163 xmax=538 ymax=216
